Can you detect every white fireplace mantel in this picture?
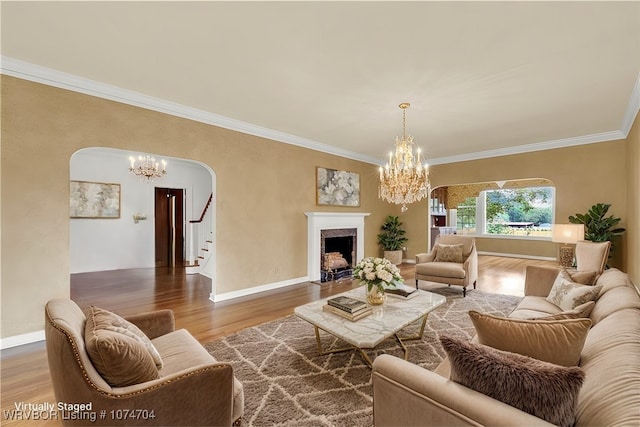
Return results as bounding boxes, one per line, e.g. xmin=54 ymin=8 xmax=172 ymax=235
xmin=305 ymin=212 xmax=370 ymax=281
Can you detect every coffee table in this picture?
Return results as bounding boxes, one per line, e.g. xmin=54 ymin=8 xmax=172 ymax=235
xmin=294 ymin=287 xmax=446 ymax=366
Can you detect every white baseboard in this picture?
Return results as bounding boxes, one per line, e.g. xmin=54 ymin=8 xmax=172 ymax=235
xmin=478 ymin=251 xmax=556 ymax=261
xmin=1 ymin=330 xmax=45 ymax=350
xmin=211 ymin=276 xmax=309 ymax=302
xmin=402 ymin=259 xmax=416 ymax=264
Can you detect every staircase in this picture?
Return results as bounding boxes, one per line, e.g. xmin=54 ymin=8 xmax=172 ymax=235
xmin=185 ymin=193 xmax=214 ymax=277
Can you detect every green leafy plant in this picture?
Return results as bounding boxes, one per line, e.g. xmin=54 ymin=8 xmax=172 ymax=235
xmin=568 ymin=203 xmax=625 ymax=243
xmin=377 ymin=215 xmax=408 ymax=251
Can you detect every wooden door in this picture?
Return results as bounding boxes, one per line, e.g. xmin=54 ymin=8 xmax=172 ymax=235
xmin=155 ymin=187 xmax=184 ymax=267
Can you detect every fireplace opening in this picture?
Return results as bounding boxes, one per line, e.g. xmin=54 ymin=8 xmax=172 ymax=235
xmin=321 ymin=228 xmax=356 ymax=282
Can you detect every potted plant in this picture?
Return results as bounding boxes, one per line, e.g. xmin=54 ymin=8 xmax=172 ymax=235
xmin=568 ymin=203 xmax=625 ymax=253
xmin=377 ymin=215 xmax=408 ymax=265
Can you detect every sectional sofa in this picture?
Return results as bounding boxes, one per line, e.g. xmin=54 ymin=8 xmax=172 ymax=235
xmin=372 ymin=266 xmax=640 ymax=426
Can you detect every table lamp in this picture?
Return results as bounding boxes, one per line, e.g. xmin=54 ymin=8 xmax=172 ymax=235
xmin=552 ymin=224 xmax=585 ymax=267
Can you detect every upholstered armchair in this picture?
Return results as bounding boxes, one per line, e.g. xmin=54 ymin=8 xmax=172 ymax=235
xmin=575 ymin=240 xmax=611 ymax=273
xmin=45 ymin=299 xmax=244 ymax=426
xmin=415 ymin=235 xmax=478 ymax=297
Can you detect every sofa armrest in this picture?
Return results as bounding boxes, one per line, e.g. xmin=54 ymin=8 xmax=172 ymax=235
xmin=372 ymin=354 xmax=554 ymax=427
xmin=416 ymin=252 xmax=435 ymax=264
xmin=125 ymin=309 xmax=175 ymax=339
xmin=524 ymin=266 xmax=561 ymax=297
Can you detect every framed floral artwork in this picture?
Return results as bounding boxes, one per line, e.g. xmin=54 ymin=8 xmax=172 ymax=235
xmin=70 ymin=180 xmax=121 ymax=218
xmin=316 ymin=167 xmax=360 ymax=207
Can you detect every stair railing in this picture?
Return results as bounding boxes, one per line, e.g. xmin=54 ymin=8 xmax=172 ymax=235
xmin=188 ymin=193 xmax=213 ymax=266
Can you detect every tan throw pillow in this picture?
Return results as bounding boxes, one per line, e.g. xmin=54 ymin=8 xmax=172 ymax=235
xmin=539 ymin=301 xmax=595 ymax=320
xmin=440 ymin=335 xmax=585 ymax=427
xmin=469 ymin=310 xmax=591 ymax=366
xmin=86 ymin=306 xmax=163 ymax=369
xmin=85 ymin=328 xmax=160 ymax=387
xmin=434 ymin=243 xmax=464 ymax=263
xmin=562 ymin=269 xmax=598 ymax=286
xmin=547 ymin=272 xmax=602 ymax=311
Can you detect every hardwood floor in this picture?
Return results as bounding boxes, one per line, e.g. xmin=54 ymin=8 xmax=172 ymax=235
xmin=0 ymin=255 xmax=557 ymax=426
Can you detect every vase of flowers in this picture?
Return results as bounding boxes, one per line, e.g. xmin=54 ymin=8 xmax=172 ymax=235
xmin=353 ymin=257 xmax=403 ymax=305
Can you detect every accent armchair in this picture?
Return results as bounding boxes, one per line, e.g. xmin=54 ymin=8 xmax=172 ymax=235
xmin=415 ymin=235 xmax=478 ymax=297
xmin=575 ymin=240 xmax=611 ymax=273
xmin=45 ymin=299 xmax=243 ymax=426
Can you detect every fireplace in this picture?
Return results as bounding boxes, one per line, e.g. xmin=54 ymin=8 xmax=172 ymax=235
xmin=320 ymin=228 xmax=356 ymax=282
xmin=305 ymin=212 xmax=370 ymax=282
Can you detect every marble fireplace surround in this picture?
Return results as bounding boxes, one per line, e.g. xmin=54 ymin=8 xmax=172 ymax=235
xmin=305 ymin=212 xmax=370 ymax=282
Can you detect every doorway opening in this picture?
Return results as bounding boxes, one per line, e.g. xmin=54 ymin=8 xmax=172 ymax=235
xmin=155 ymin=187 xmax=185 ymax=267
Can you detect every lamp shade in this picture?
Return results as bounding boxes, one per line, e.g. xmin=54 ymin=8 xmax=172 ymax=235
xmin=552 ymin=224 xmax=585 ymax=244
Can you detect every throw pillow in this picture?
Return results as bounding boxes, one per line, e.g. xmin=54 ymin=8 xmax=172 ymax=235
xmin=86 ymin=306 xmax=163 ymax=369
xmin=547 ymin=272 xmax=602 ymax=311
xmin=434 ymin=243 xmax=464 ymax=263
xmin=85 ymin=328 xmax=160 ymax=387
xmin=562 ymin=269 xmax=598 ymax=286
xmin=537 ymin=301 xmax=595 ymax=320
xmin=468 ymin=310 xmax=591 ymax=366
xmin=440 ymin=335 xmax=585 ymax=427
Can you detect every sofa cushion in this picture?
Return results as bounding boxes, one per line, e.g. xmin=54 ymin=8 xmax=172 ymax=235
xmin=510 ymin=301 xmax=595 ymax=321
xmin=85 ymin=306 xmax=163 ymax=368
xmin=440 ymin=335 xmax=585 ymax=427
xmin=546 ymin=271 xmax=602 ymax=311
xmin=153 ymin=329 xmax=245 ymax=422
xmin=576 ymin=309 xmax=640 ymax=426
xmin=415 ymin=262 xmax=466 ymax=279
xmin=541 ymin=301 xmax=595 ymax=319
xmin=469 ymin=310 xmax=591 ymax=366
xmin=590 ymin=282 xmax=640 ymax=325
xmin=434 ymin=243 xmax=464 ymax=263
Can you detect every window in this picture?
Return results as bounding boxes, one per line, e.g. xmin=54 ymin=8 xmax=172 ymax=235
xmin=460 ymin=187 xmax=554 ymax=238
xmin=457 ymin=197 xmax=477 ymax=233
xmin=481 ymin=187 xmax=553 ymax=237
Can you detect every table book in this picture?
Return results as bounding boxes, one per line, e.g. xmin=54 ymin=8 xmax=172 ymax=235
xmin=322 ymin=304 xmax=372 ymax=321
xmin=327 ymin=295 xmax=368 ymax=313
xmin=385 ymin=283 xmax=419 ymax=299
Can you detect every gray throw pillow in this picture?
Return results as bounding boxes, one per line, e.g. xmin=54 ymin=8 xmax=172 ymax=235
xmin=440 ymin=335 xmax=585 ymax=427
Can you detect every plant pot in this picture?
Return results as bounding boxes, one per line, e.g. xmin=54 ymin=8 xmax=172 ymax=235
xmin=384 ymin=250 xmax=403 ymax=265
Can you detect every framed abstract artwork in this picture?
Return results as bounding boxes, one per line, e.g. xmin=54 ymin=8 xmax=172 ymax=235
xmin=316 ymin=167 xmax=360 ymax=207
xmin=70 ymin=180 xmax=121 ymax=218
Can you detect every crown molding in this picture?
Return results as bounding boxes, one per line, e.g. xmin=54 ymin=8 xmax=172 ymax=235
xmin=620 ymin=72 xmax=640 ymax=136
xmin=0 ymin=56 xmax=380 ymax=165
xmin=2 ymin=56 xmax=638 ymax=167
xmin=427 ymin=129 xmax=627 ymax=166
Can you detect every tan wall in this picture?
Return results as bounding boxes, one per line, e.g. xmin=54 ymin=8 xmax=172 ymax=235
xmin=0 ymin=76 xmax=395 ymax=338
xmin=401 ymin=136 xmax=630 ymax=269
xmin=626 ymin=112 xmax=639 ymax=285
xmin=1 ymin=75 xmax=637 ymax=339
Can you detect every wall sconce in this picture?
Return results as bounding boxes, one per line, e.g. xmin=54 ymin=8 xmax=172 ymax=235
xmin=133 ymin=213 xmax=147 ymax=224
xmin=552 ymin=224 xmax=585 ymax=267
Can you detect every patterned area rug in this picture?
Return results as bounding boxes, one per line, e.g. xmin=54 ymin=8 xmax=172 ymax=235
xmin=204 ymin=286 xmax=521 ymax=426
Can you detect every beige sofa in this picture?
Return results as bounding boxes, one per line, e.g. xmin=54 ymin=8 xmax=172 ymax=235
xmin=372 ymin=266 xmax=640 ymax=426
xmin=45 ymin=299 xmax=244 ymax=426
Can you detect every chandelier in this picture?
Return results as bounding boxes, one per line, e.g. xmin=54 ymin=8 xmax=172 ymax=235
xmin=129 ymin=155 xmax=167 ymax=181
xmin=378 ymin=103 xmax=429 ymax=212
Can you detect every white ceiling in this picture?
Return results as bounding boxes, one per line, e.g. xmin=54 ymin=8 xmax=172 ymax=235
xmin=2 ymin=1 xmax=639 ymax=165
